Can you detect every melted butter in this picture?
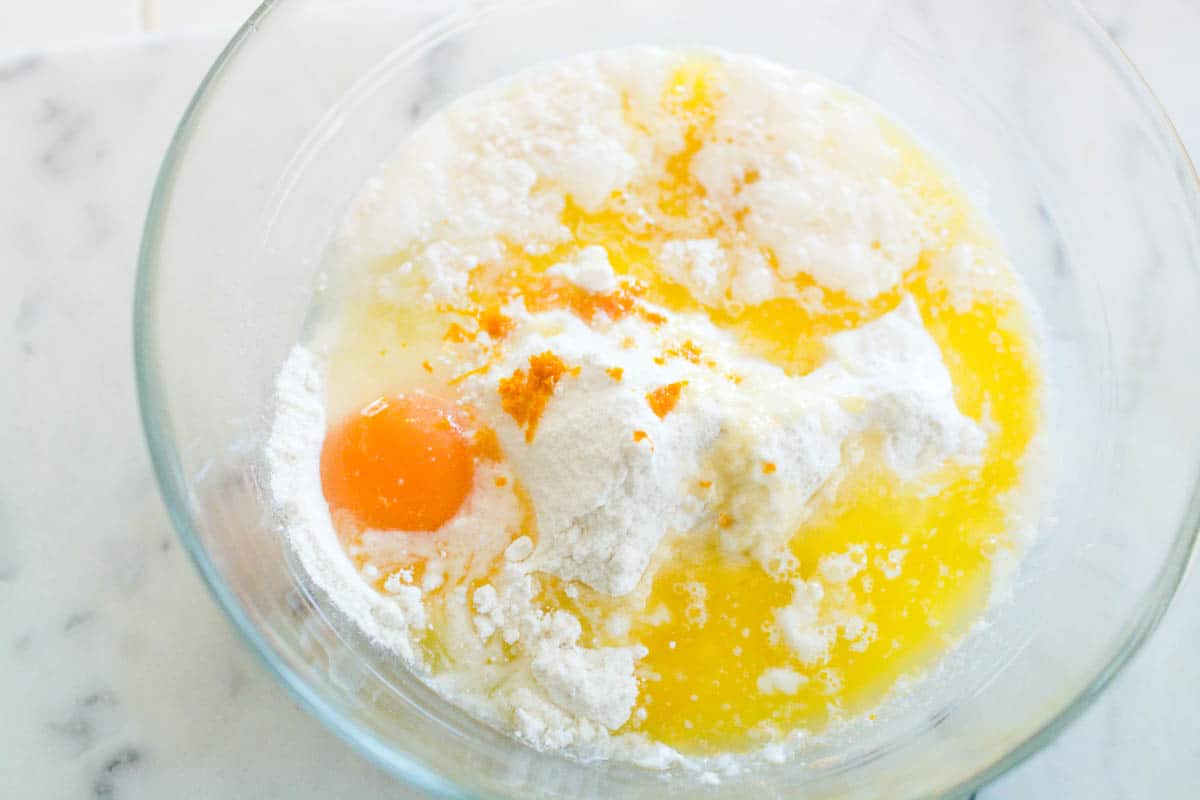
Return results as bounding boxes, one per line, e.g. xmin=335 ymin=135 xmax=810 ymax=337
xmin=555 ymin=59 xmax=1039 ymax=752
xmin=324 ymin=56 xmax=1041 ymax=754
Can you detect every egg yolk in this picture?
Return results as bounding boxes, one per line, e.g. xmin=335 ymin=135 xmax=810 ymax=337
xmin=320 ymin=394 xmax=475 ymax=531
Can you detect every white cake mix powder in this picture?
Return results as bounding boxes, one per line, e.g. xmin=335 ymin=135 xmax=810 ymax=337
xmin=265 ymin=46 xmax=1042 ymax=774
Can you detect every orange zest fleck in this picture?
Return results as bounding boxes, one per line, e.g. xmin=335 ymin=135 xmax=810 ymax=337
xmin=646 ymin=381 xmax=687 ymax=419
xmin=478 ymin=306 xmax=515 ymax=341
xmin=421 ymin=360 xmax=434 ymax=373
xmin=665 ymin=340 xmax=703 ymax=364
xmin=524 ymin=277 xmax=639 ymax=324
xmin=762 ymin=462 xmax=776 ymax=474
xmin=698 ymin=480 xmax=712 ymax=489
xmin=448 ymin=364 xmax=490 ymax=386
xmin=606 ymin=366 xmax=625 ymax=382
xmin=473 ymin=426 xmax=503 ymax=461
xmin=633 ymin=430 xmax=649 ymax=443
xmin=443 ymin=322 xmax=472 ymax=343
xmin=718 ymin=512 xmax=733 ymax=528
xmin=444 ymin=308 xmax=513 ymax=345
xmin=494 ymin=476 xmax=508 ymax=488
xmin=498 ymin=351 xmax=579 ymax=442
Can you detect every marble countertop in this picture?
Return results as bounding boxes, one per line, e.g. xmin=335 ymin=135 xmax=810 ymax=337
xmin=1 ymin=1 xmax=1197 ymax=797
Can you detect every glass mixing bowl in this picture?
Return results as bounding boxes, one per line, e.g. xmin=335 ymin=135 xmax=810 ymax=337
xmin=134 ymin=1 xmax=1200 ymax=796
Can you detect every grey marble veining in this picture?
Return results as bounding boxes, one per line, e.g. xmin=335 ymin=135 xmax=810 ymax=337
xmin=0 ymin=3 xmax=1197 ymax=798
xmin=0 ymin=39 xmax=400 ymax=799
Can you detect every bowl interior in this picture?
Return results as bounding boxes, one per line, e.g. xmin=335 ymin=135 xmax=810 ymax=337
xmin=136 ymin=1 xmax=1200 ymax=797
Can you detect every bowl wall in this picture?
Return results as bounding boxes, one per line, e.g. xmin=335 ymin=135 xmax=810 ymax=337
xmin=136 ymin=1 xmax=1200 ymax=797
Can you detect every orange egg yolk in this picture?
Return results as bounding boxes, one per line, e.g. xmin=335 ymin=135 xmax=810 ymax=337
xmin=320 ymin=394 xmax=475 ymax=532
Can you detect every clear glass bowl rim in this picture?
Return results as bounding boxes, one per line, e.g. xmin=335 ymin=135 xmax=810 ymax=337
xmin=133 ymin=1 xmax=1200 ymax=797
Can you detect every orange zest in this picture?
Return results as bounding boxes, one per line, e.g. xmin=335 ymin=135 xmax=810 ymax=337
xmin=478 ymin=306 xmax=515 ymax=340
xmin=498 ymin=351 xmax=579 ymax=442
xmin=665 ymin=340 xmax=703 ymax=364
xmin=646 ymin=381 xmax=687 ymax=419
xmin=443 ymin=322 xmax=472 ymax=343
xmin=472 ymin=426 xmax=503 ymax=461
xmin=524 ymin=276 xmax=639 ymax=324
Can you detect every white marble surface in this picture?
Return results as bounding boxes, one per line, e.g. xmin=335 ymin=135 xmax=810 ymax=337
xmin=0 ymin=0 xmax=259 ymax=48
xmin=0 ymin=2 xmax=1197 ymax=798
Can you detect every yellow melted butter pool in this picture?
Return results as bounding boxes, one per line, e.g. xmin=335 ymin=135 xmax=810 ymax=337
xmin=324 ymin=56 xmax=1042 ymax=755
